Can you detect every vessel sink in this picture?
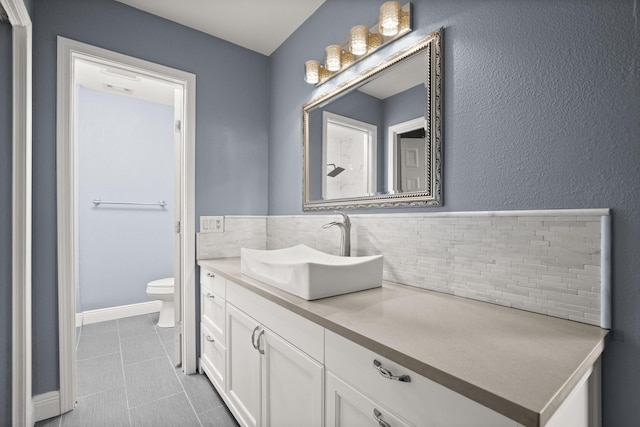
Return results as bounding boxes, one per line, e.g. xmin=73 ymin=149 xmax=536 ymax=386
xmin=240 ymin=245 xmax=383 ymax=300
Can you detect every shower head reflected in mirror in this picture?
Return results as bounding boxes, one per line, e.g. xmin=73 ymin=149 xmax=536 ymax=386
xmin=327 ymin=163 xmax=345 ymax=177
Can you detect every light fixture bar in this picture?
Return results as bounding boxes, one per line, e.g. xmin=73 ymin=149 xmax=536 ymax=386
xmin=303 ymin=2 xmax=412 ymax=86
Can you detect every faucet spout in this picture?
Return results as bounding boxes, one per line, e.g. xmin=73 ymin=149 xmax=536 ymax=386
xmin=322 ymin=211 xmax=351 ymax=256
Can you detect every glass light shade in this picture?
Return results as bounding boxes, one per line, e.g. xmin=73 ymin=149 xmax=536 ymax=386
xmin=319 ymin=65 xmax=333 ymax=82
xmin=341 ymin=50 xmax=356 ymax=67
xmin=305 ymin=60 xmax=320 ymax=84
xmin=379 ymin=1 xmax=401 ymax=36
xmin=325 ymin=44 xmax=342 ymax=72
xmin=368 ymin=33 xmax=383 ymax=50
xmin=400 ymin=10 xmax=410 ymax=31
xmin=349 ymin=25 xmax=369 ymax=55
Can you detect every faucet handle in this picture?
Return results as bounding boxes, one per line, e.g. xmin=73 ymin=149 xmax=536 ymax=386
xmin=334 ymin=210 xmax=351 ymax=224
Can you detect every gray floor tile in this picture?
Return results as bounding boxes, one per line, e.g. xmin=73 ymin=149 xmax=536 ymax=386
xmin=178 ymin=371 xmax=224 ymax=414
xmin=77 ymin=353 xmax=125 ymax=397
xmin=121 ymin=333 xmax=165 ymax=365
xmin=199 ymin=404 xmax=240 ymax=427
xmin=81 ymin=320 xmax=118 ymax=336
xmin=76 ymin=329 xmax=120 ymax=361
xmin=118 ymin=315 xmax=156 ymax=339
xmin=161 ymin=337 xmax=176 ymax=364
xmin=130 ymin=392 xmax=200 ymax=427
xmin=155 ymin=325 xmax=174 ymax=342
xmin=35 ymin=416 xmax=61 ymax=427
xmin=124 ymin=357 xmax=182 ymax=408
xmin=60 ymin=387 xmax=130 ymax=427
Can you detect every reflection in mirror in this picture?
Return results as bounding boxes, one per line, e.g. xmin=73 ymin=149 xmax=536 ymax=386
xmin=303 ymin=30 xmax=441 ymax=210
xmin=323 ymin=112 xmax=377 ymax=199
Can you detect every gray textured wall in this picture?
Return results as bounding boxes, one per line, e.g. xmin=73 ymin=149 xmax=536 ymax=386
xmin=32 ymin=0 xmax=270 ymax=394
xmin=77 ymin=87 xmax=174 ymax=311
xmin=0 ymin=19 xmax=12 ymax=425
xmin=268 ymin=0 xmax=640 ymax=424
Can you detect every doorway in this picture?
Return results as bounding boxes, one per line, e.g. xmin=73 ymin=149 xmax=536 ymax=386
xmin=57 ymin=37 xmax=196 ymax=416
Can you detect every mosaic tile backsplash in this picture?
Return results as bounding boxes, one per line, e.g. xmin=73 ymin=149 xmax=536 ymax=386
xmin=199 ymin=210 xmax=610 ymax=327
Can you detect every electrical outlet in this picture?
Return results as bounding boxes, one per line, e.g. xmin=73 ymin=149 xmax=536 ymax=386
xmin=200 ymin=216 xmax=225 ymax=233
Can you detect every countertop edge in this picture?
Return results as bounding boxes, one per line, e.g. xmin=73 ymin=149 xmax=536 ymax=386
xmin=198 ymin=258 xmax=606 ymax=427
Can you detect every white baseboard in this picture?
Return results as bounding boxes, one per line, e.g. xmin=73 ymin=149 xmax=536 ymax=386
xmin=76 ymin=300 xmax=162 ymax=327
xmin=33 ymin=391 xmax=61 ymax=422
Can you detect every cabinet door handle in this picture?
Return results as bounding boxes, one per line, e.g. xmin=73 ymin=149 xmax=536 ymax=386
xmin=251 ymin=325 xmax=261 ymax=350
xmin=206 ymin=336 xmax=215 ymax=343
xmin=373 ymin=409 xmax=391 ymax=427
xmin=206 ymin=272 xmax=215 ymax=278
xmin=373 ymin=360 xmax=411 ymax=382
xmin=206 ymin=292 xmax=215 ymax=299
xmin=256 ymin=329 xmax=265 ymax=354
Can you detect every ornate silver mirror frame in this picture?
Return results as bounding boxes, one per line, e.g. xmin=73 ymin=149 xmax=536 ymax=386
xmin=303 ymin=30 xmax=442 ymax=211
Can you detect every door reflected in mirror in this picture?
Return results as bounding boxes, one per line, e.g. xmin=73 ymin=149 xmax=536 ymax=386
xmin=323 ymin=112 xmax=377 ymax=200
xmin=303 ymin=31 xmax=442 ymax=210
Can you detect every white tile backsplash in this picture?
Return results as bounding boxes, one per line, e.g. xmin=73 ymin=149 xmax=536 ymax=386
xmin=196 ymin=216 xmax=266 ymax=259
xmin=197 ymin=210 xmax=610 ymax=327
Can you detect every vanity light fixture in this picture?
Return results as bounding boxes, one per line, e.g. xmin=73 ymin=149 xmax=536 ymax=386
xmin=349 ymin=25 xmax=369 ymax=55
xmin=304 ymin=60 xmax=321 ymax=84
xmin=304 ymin=1 xmax=412 ymax=85
xmin=325 ymin=44 xmax=343 ymax=71
xmin=379 ymin=1 xmax=402 ymax=36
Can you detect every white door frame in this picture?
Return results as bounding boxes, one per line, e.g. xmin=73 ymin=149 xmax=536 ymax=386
xmin=387 ymin=117 xmax=425 ymax=192
xmin=56 ymin=37 xmax=197 ymax=414
xmin=2 ymin=0 xmax=33 ymax=424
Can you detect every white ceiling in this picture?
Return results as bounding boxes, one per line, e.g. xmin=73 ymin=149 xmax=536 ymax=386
xmin=357 ymin=53 xmax=425 ymax=100
xmin=115 ymin=0 xmax=326 ymax=56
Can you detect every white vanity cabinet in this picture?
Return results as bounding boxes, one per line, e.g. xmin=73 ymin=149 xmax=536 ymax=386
xmin=325 ymin=330 xmax=518 ymax=427
xmin=198 ymin=261 xmax=603 ymax=427
xmin=224 ymin=279 xmax=325 ymax=427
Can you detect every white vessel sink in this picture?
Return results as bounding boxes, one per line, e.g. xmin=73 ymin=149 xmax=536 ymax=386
xmin=240 ymin=245 xmax=383 ymax=300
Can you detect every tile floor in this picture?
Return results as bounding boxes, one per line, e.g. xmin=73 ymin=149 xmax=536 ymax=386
xmin=35 ymin=314 xmax=239 ymax=427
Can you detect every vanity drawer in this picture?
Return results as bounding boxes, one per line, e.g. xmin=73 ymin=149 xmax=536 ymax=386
xmin=201 ymin=285 xmax=225 ymax=342
xmin=325 ymin=330 xmax=516 ymax=427
xmin=200 ymin=268 xmax=226 ymax=298
xmin=326 ymin=371 xmax=412 ymax=427
xmin=200 ymin=322 xmax=226 ymax=392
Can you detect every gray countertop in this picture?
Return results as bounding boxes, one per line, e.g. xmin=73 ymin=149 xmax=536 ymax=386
xmin=198 ymin=257 xmax=607 ymax=427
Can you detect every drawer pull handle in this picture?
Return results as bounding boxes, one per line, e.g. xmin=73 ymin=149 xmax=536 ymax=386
xmin=373 ymin=409 xmax=391 ymax=427
xmin=251 ymin=325 xmax=261 ymax=350
xmin=206 ymin=336 xmax=215 ymax=343
xmin=206 ymin=272 xmax=215 ymax=278
xmin=206 ymin=292 xmax=215 ymax=299
xmin=373 ymin=360 xmax=411 ymax=382
xmin=256 ymin=329 xmax=265 ymax=355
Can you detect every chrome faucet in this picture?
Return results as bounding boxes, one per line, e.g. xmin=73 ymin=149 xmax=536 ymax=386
xmin=322 ymin=211 xmax=351 ymax=257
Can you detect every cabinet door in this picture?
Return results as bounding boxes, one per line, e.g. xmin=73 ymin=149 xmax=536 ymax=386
xmin=326 ymin=372 xmax=412 ymax=427
xmin=261 ymin=330 xmax=324 ymax=427
xmin=227 ymin=304 xmax=262 ymax=427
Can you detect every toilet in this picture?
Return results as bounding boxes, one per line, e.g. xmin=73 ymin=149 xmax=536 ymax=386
xmin=146 ymin=277 xmax=174 ymax=328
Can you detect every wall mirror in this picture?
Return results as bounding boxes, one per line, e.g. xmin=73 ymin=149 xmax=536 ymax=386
xmin=303 ymin=30 xmax=442 ymax=210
